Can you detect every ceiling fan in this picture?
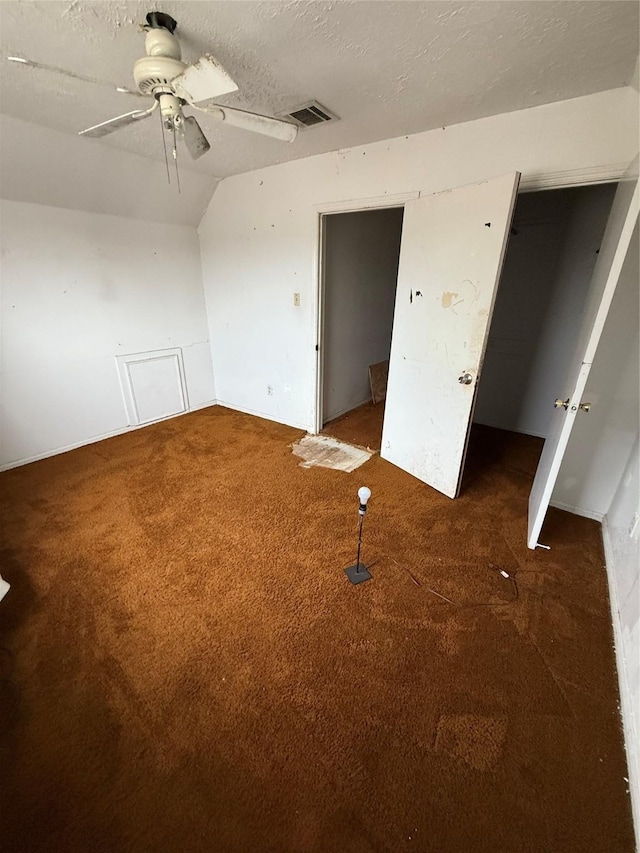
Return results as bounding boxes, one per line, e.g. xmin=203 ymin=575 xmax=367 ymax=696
xmin=9 ymin=10 xmax=298 ymax=167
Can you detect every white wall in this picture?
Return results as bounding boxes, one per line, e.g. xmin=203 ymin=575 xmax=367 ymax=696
xmin=323 ymin=208 xmax=403 ymax=422
xmin=474 ymin=183 xmax=616 ymax=437
xmin=616 ymin=70 xmax=640 ymax=847
xmin=198 ymin=88 xmax=636 ymax=433
xmin=604 ymin=437 xmax=640 ymax=842
xmin=0 ymin=199 xmax=215 ymax=469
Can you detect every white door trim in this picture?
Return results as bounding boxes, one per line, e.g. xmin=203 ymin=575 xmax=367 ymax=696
xmin=519 ymin=163 xmax=628 ymax=192
xmin=315 ymin=191 xmax=419 ymax=216
xmin=312 ymin=192 xmax=417 ymax=433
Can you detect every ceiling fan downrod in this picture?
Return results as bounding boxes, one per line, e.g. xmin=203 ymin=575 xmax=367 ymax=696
xmin=145 ymin=11 xmax=177 ymax=33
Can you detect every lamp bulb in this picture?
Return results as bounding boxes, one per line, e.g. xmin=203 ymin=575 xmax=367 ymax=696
xmin=358 ymin=486 xmax=371 ymax=510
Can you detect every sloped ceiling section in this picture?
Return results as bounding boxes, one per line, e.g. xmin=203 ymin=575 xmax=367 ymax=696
xmin=0 ymin=113 xmax=217 ymax=226
xmin=0 ymin=1 xmax=638 ymax=223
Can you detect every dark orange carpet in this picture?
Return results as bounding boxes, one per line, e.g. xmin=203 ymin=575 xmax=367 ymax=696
xmin=0 ymin=406 xmax=634 ymax=852
xmin=323 ymin=401 xmax=384 ymax=451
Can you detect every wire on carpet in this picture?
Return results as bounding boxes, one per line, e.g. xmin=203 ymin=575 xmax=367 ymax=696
xmin=377 ymin=555 xmax=519 ymax=607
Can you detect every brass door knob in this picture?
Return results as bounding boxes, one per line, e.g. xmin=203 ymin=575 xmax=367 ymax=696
xmin=554 ymin=398 xmax=569 ymax=410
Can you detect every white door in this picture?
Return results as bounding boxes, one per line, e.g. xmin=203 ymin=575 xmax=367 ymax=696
xmin=381 ymin=172 xmax=520 ymax=498
xmin=528 ymin=171 xmax=639 ymax=549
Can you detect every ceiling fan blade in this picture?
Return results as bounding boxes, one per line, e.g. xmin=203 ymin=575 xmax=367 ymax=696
xmin=7 ymin=55 xmax=144 ymax=97
xmin=79 ymin=103 xmax=157 ymax=139
xmin=171 ymin=55 xmax=238 ymax=104
xmin=181 ymin=115 xmax=211 ymax=160
xmin=196 ymin=103 xmax=298 ymax=143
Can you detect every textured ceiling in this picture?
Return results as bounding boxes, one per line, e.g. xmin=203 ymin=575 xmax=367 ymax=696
xmin=1 ymin=0 xmax=638 ymax=183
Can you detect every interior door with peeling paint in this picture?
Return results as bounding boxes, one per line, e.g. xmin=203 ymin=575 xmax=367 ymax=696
xmin=527 ymin=168 xmax=639 ymax=549
xmin=381 ymin=172 xmax=520 ymax=498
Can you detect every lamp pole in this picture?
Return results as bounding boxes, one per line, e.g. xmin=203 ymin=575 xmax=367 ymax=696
xmin=344 ymin=487 xmax=372 ymax=585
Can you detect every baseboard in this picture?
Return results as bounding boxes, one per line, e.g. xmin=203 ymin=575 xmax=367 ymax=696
xmin=0 ymin=401 xmax=218 ymax=472
xmin=189 ymin=400 xmax=218 ymax=413
xmin=549 ymin=499 xmax=605 ymax=522
xmin=471 ymin=419 xmax=546 ymax=439
xmin=602 ymin=518 xmax=640 ymax=850
xmin=324 ymin=396 xmax=373 ymax=425
xmin=214 ymin=399 xmax=309 ymax=433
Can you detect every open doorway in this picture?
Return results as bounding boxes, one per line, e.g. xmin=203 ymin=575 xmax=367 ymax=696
xmin=462 ymin=181 xmax=618 ymax=492
xmin=319 ymin=206 xmax=404 ymax=450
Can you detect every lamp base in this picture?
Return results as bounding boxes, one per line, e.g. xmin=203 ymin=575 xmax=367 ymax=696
xmin=344 ymin=563 xmax=372 ymax=585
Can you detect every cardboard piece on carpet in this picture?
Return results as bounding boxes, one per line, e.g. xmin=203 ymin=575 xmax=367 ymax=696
xmin=369 ymin=359 xmax=389 ymax=404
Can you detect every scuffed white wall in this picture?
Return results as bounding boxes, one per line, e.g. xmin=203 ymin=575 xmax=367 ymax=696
xmin=198 ymin=88 xmax=636 ymax=433
xmin=323 ymin=208 xmax=403 ymax=422
xmin=0 ymin=199 xmax=215 ymax=469
xmin=605 ymin=93 xmax=639 ymax=835
xmin=604 ymin=436 xmax=640 ymax=840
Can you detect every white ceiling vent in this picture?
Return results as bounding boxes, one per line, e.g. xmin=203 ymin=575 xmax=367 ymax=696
xmin=281 ymin=101 xmax=338 ymax=129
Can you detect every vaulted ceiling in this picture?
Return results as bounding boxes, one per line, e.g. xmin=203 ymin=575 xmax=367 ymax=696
xmin=1 ymin=1 xmax=637 ymax=223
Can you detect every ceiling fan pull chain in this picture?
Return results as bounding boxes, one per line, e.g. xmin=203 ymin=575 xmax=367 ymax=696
xmin=159 ymin=102 xmax=171 ymax=185
xmin=172 ymin=124 xmax=181 ymax=195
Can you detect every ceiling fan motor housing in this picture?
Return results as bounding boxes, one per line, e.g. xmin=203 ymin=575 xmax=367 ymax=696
xmin=133 ymin=28 xmax=186 ymax=95
xmin=75 ymin=9 xmax=295 ymax=149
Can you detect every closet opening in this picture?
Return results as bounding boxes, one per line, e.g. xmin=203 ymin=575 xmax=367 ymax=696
xmin=319 ymin=206 xmax=404 ymax=451
xmin=462 ymin=182 xmax=618 ymax=492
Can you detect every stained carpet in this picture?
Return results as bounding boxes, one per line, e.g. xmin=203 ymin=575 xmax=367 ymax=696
xmin=0 ymin=406 xmax=634 ymax=852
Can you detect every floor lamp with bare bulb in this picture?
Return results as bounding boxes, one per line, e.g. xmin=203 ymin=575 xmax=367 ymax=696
xmin=344 ymin=486 xmax=372 ymax=585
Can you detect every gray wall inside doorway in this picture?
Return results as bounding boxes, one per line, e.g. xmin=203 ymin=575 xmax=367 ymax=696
xmin=474 ymin=183 xmax=617 ymax=438
xmin=323 ymin=207 xmax=404 ymax=423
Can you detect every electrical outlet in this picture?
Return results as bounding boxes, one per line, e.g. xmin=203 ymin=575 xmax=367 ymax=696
xmin=293 ymin=292 xmax=301 ymax=307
